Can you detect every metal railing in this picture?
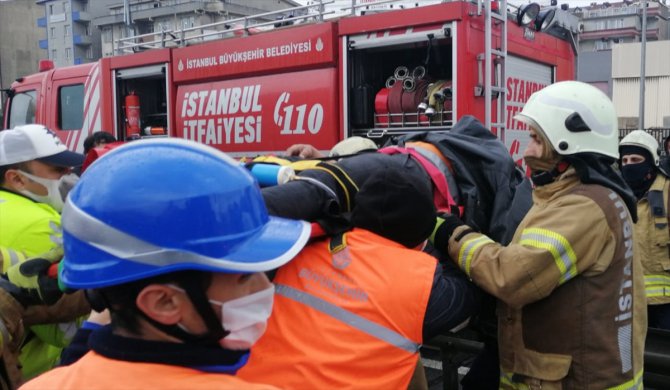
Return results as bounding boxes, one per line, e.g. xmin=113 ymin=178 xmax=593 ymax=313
xmin=113 ymin=0 xmax=444 ymax=54
xmin=426 ymin=327 xmax=670 ymax=390
xmin=114 ymin=1 xmax=333 ymax=54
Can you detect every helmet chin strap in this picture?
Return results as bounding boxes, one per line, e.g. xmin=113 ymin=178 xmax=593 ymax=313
xmin=136 ymin=277 xmax=229 ymax=346
xmin=530 ymin=161 xmax=570 ymax=187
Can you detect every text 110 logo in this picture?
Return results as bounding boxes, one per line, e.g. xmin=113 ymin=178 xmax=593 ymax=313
xmin=274 ymin=92 xmax=324 ymax=135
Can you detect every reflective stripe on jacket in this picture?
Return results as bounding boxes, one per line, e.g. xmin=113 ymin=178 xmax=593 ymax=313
xmin=20 ymin=351 xmax=278 ymax=390
xmin=449 ymin=169 xmax=646 ymax=389
xmin=0 ymin=247 xmax=26 ymax=274
xmin=635 ymin=174 xmax=670 ymax=304
xmin=239 ymin=228 xmax=435 ymax=389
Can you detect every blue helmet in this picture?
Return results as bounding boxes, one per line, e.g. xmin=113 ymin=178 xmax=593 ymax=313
xmin=60 ymin=138 xmax=310 ymax=289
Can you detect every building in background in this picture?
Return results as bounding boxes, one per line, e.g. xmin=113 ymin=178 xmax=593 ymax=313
xmin=612 ymin=40 xmax=670 ymax=129
xmin=0 ymin=0 xmax=45 ymax=124
xmin=94 ymin=0 xmax=301 ymax=57
xmin=36 ymin=0 xmax=115 ymax=67
xmin=573 ymin=0 xmax=670 ymax=96
xmin=34 ymin=1 xmax=301 ymax=66
xmin=303 ymin=0 xmax=442 ymax=17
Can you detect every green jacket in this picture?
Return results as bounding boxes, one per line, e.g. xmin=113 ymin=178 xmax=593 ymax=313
xmin=0 ymin=190 xmax=61 ymax=264
xmin=0 ymin=189 xmax=79 ymax=383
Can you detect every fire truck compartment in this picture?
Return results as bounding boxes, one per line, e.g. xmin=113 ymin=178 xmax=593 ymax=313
xmin=348 ymin=36 xmax=454 ymax=138
xmin=115 ymin=64 xmax=168 ymax=140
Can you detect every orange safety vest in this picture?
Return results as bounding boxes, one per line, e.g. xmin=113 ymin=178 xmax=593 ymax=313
xmin=20 ymin=351 xmax=279 ymax=390
xmin=239 ymin=228 xmax=436 ymax=389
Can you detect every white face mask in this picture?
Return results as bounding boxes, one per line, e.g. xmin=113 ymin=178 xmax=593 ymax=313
xmin=211 ymin=284 xmax=275 ymax=350
xmin=17 ymin=170 xmax=79 ymax=212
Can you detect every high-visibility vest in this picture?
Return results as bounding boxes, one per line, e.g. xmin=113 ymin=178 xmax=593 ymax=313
xmin=0 ymin=190 xmax=61 ymax=261
xmin=239 ymin=228 xmax=436 ymax=389
xmin=0 ymin=190 xmax=69 ymax=380
xmin=20 ymin=351 xmax=279 ymax=390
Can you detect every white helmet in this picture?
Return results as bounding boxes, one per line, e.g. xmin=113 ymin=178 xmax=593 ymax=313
xmin=514 ymin=81 xmax=619 ymax=160
xmin=329 ymin=136 xmax=378 ymax=157
xmin=620 ymin=130 xmax=660 ymax=166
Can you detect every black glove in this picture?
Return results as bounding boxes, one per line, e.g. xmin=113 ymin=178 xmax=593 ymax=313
xmin=0 ymin=278 xmax=44 ymax=308
xmin=5 ymin=250 xmax=63 ymax=307
xmin=429 ymin=213 xmax=467 ymax=251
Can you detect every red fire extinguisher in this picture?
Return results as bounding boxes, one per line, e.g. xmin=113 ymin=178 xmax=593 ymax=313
xmin=125 ymin=91 xmax=141 ymax=138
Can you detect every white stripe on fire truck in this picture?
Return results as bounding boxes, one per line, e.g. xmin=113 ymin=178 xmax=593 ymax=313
xmin=67 ymin=64 xmax=99 ymax=151
xmin=75 ymin=64 xmax=101 ymax=152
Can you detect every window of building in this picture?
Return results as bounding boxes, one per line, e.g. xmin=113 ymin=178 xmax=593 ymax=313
xmin=8 ymin=90 xmax=37 ymax=129
xmin=50 ymin=26 xmax=56 ymax=39
xmin=49 ymin=4 xmax=54 ymax=15
xmin=595 ymin=40 xmax=612 ymax=51
xmin=85 ymin=23 xmax=91 ymax=35
xmin=181 ymin=16 xmax=195 ymax=30
xmin=65 ymin=47 xmax=72 ymax=59
xmin=64 ymin=25 xmax=71 ymax=37
xmin=63 ymin=1 xmax=70 ymax=14
xmin=607 ymin=18 xmax=624 ymax=29
xmin=154 ymin=20 xmax=173 ymax=33
xmin=103 ymin=27 xmax=112 ymax=43
xmin=58 ymin=84 xmax=84 ymax=130
xmin=86 ymin=46 xmax=93 ymax=59
xmin=52 ymin=49 xmax=57 ymax=59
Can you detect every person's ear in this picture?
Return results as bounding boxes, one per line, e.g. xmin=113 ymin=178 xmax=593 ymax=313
xmin=4 ymin=169 xmax=28 ymax=190
xmin=135 ymin=284 xmax=184 ymax=326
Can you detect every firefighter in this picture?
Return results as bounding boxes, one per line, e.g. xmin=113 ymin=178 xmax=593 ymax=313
xmin=432 ymin=81 xmax=646 ymax=389
xmin=620 ymin=130 xmax=670 ymax=330
xmin=0 ymin=247 xmax=89 ymax=390
xmin=21 ymin=139 xmax=310 ymax=390
xmin=240 ymin=161 xmax=454 ymax=389
xmin=0 ymin=124 xmax=90 ymax=382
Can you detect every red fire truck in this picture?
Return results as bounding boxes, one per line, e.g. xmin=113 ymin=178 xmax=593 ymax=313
xmin=3 ymin=0 xmax=575 ymax=165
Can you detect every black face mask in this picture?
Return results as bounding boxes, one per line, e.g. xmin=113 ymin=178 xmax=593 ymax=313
xmin=621 ymin=161 xmax=657 ymax=199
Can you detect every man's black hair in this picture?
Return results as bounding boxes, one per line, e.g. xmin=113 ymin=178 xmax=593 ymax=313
xmin=94 ymin=270 xmax=212 ymax=335
xmin=83 ymin=132 xmax=117 ymax=155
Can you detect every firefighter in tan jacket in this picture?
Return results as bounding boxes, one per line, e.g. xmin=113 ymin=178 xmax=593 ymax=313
xmin=0 ymin=248 xmax=90 ymax=389
xmin=620 ymin=130 xmax=670 ymax=329
xmin=432 ymin=81 xmax=647 ymax=389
